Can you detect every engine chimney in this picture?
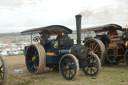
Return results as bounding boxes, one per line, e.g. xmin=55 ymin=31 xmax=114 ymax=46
xmin=75 ymin=15 xmax=82 ymax=45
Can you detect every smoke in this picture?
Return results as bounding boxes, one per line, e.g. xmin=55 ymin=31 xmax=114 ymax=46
xmin=80 ymin=8 xmax=113 ymax=20
xmin=79 ymin=9 xmax=92 ymax=17
xmin=79 ymin=2 xmax=128 ymax=27
xmin=80 ymin=6 xmax=116 ymax=20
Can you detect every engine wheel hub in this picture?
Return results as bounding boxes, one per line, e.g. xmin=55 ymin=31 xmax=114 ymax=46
xmin=32 ymin=57 xmax=36 ymax=61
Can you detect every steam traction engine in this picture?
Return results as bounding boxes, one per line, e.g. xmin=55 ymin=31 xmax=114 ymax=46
xmin=81 ymin=24 xmax=128 ymax=65
xmin=21 ymin=15 xmax=101 ymax=80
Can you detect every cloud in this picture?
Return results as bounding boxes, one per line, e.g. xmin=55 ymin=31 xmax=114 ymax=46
xmin=0 ymin=0 xmax=128 ymax=33
xmin=0 ymin=0 xmax=40 ymax=7
xmin=0 ymin=0 xmax=86 ymax=32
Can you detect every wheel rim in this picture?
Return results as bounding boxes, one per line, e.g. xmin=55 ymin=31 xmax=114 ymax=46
xmin=59 ymin=54 xmax=79 ymax=80
xmin=82 ymin=53 xmax=101 ymax=76
xmin=26 ymin=45 xmax=39 ymax=73
xmin=0 ymin=55 xmax=7 ymax=85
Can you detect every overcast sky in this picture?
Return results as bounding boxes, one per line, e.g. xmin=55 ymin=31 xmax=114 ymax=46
xmin=0 ymin=0 xmax=128 ymax=33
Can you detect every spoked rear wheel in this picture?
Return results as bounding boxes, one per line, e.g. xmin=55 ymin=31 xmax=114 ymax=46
xmin=84 ymin=39 xmax=106 ymax=64
xmin=59 ymin=54 xmax=79 ymax=80
xmin=0 ymin=55 xmax=7 ymax=85
xmin=25 ymin=44 xmax=46 ymax=74
xmin=82 ymin=52 xmax=101 ymax=76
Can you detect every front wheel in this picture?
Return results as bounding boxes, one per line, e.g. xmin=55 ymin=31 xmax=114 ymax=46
xmin=81 ymin=52 xmax=101 ymax=76
xmin=59 ymin=54 xmax=79 ymax=80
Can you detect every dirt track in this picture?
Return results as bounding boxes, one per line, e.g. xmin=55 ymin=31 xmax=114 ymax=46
xmin=5 ymin=55 xmax=25 ymax=65
xmin=4 ymin=55 xmax=128 ymax=85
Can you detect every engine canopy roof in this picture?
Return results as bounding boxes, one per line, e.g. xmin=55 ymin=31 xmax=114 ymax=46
xmin=21 ymin=25 xmax=72 ymax=35
xmin=81 ymin=24 xmax=122 ymax=33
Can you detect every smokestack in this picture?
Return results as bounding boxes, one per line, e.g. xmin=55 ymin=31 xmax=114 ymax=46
xmin=75 ymin=14 xmax=82 ymax=45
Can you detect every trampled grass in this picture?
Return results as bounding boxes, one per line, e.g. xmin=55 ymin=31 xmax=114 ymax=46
xmin=5 ymin=55 xmax=128 ymax=85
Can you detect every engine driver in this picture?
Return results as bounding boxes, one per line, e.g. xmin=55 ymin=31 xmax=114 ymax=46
xmin=107 ymin=30 xmax=118 ymax=36
xmin=56 ymin=32 xmax=65 ymax=40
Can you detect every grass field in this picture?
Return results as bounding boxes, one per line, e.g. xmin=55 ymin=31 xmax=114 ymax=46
xmin=4 ymin=55 xmax=128 ymax=85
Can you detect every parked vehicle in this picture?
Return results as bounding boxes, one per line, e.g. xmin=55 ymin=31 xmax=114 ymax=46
xmin=81 ymin=24 xmax=128 ymax=65
xmin=8 ymin=50 xmax=24 ymax=55
xmin=21 ymin=15 xmax=101 ymax=80
xmin=1 ymin=49 xmax=23 ymax=56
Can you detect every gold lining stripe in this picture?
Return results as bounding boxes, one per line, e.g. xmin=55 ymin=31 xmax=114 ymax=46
xmin=46 ymin=52 xmax=57 ymax=56
xmin=69 ymin=48 xmax=72 ymax=54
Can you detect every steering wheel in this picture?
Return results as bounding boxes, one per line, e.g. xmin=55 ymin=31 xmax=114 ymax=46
xmin=33 ymin=36 xmax=40 ymax=42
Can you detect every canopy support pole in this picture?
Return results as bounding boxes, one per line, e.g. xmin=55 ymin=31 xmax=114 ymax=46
xmin=84 ymin=32 xmax=85 ymax=38
xmin=31 ymin=33 xmax=32 ymax=44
